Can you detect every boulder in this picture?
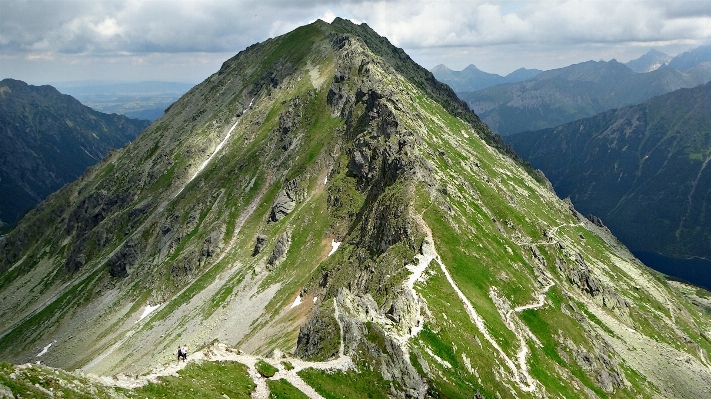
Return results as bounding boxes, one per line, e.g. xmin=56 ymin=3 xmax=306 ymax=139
xmin=253 ymin=234 xmax=267 ymax=256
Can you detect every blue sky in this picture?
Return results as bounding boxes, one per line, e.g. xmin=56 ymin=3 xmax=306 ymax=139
xmin=1 ymin=0 xmax=710 ymax=85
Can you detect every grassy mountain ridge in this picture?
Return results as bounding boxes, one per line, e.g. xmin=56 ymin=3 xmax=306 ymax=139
xmin=0 ymin=78 xmax=149 ymax=230
xmin=459 ymin=59 xmax=711 ymax=136
xmin=506 ymin=81 xmax=711 ymax=262
xmin=0 ymin=19 xmax=710 ymax=398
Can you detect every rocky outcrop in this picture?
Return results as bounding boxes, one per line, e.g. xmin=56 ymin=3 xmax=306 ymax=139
xmin=253 ymin=234 xmax=267 ymax=256
xmin=295 ymin=301 xmax=341 ymax=361
xmin=267 ymin=231 xmax=291 ymax=268
xmin=557 ymin=254 xmax=629 ymax=316
xmin=334 ymin=289 xmax=425 ymax=398
xmin=269 ymin=180 xmax=300 ymax=222
xmin=108 ymin=236 xmax=144 ymax=277
xmin=199 ymin=226 xmax=225 ymax=267
xmin=65 ymin=190 xmax=135 ymax=235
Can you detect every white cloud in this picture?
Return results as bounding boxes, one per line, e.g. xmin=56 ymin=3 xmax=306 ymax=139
xmin=1 ymin=0 xmax=710 ymax=82
xmin=95 ymin=17 xmax=122 ymax=37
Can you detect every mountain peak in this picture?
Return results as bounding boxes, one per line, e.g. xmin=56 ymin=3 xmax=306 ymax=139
xmin=1 ymin=18 xmax=710 ymax=399
xmin=625 ymin=49 xmax=672 ymax=72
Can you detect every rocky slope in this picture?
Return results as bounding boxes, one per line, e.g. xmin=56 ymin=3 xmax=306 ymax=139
xmin=458 ymin=59 xmax=711 ymax=136
xmin=506 ymin=81 xmax=711 ymax=263
xmin=1 ymin=19 xmax=711 ymax=399
xmin=0 ymin=79 xmax=149 ymax=229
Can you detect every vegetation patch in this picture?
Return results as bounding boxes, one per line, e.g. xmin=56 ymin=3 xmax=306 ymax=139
xmin=298 ymin=367 xmax=391 ymax=399
xmin=130 ymin=360 xmax=254 ymax=399
xmin=267 ymin=378 xmax=309 ymax=399
xmin=256 ymin=359 xmax=278 ymax=378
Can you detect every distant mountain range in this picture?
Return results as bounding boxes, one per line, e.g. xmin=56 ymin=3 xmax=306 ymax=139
xmin=54 ymin=81 xmax=194 ymax=121
xmin=506 ymin=81 xmax=711 ymax=263
xmin=430 ymin=64 xmax=542 ymax=92
xmin=458 ymin=58 xmax=711 ymax=136
xmin=0 ymin=78 xmax=149 ymax=229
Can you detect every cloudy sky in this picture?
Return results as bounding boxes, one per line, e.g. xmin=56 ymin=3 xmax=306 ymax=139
xmin=1 ymin=0 xmax=710 ymax=85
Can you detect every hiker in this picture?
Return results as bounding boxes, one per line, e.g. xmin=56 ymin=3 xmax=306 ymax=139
xmin=177 ymin=345 xmax=187 ymax=361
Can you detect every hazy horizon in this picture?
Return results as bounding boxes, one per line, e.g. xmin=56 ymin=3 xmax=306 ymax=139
xmin=2 ymin=1 xmax=710 ymax=86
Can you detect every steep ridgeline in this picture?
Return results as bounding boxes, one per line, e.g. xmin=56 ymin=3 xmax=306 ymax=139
xmin=668 ymin=45 xmax=711 ymax=73
xmin=0 ymin=79 xmax=150 ymax=230
xmin=507 ymin=82 xmax=711 ymax=264
xmin=458 ymin=59 xmax=711 ymax=136
xmin=431 ymin=64 xmax=541 ymax=93
xmin=1 ymin=19 xmax=711 ymax=399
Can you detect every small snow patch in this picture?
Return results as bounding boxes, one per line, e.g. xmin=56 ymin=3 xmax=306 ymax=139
xmin=140 ymin=304 xmax=161 ymax=320
xmin=36 ymin=341 xmax=55 ymax=357
xmin=290 ymin=295 xmax=302 ymax=309
xmin=328 ymin=240 xmax=341 ymax=257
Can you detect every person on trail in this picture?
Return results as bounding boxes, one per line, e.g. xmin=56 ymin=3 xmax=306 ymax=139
xmin=177 ymin=346 xmax=187 ymax=361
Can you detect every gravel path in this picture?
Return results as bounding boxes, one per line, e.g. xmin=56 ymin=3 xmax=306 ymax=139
xmin=91 ymin=336 xmax=352 ymax=398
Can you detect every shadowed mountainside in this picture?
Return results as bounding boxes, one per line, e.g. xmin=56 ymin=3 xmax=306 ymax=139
xmin=507 ymin=81 xmax=711 ymax=263
xmin=0 ymin=79 xmax=149 ymax=230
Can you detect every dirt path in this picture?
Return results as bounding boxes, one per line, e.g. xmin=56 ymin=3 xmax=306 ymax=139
xmin=405 ymin=213 xmax=539 ymax=392
xmin=91 ymin=342 xmax=350 ymax=399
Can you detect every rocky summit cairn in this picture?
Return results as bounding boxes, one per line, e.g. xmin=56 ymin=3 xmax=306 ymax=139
xmin=1 ymin=18 xmax=710 ymax=399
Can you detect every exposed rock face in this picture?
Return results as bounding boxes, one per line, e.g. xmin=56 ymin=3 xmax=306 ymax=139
xmin=199 ymin=226 xmax=224 ymax=267
xmin=66 ymin=190 xmax=136 ymax=236
xmin=295 ymin=302 xmax=340 ymax=361
xmin=0 ymin=382 xmax=12 ymax=399
xmin=335 ymin=289 xmax=425 ymax=398
xmin=109 ymin=237 xmax=144 ymax=277
xmin=586 ymin=214 xmax=604 ymax=228
xmin=557 ymin=254 xmax=629 ymax=316
xmin=267 ymin=231 xmax=291 ymax=267
xmin=269 ymin=180 xmax=300 ymax=222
